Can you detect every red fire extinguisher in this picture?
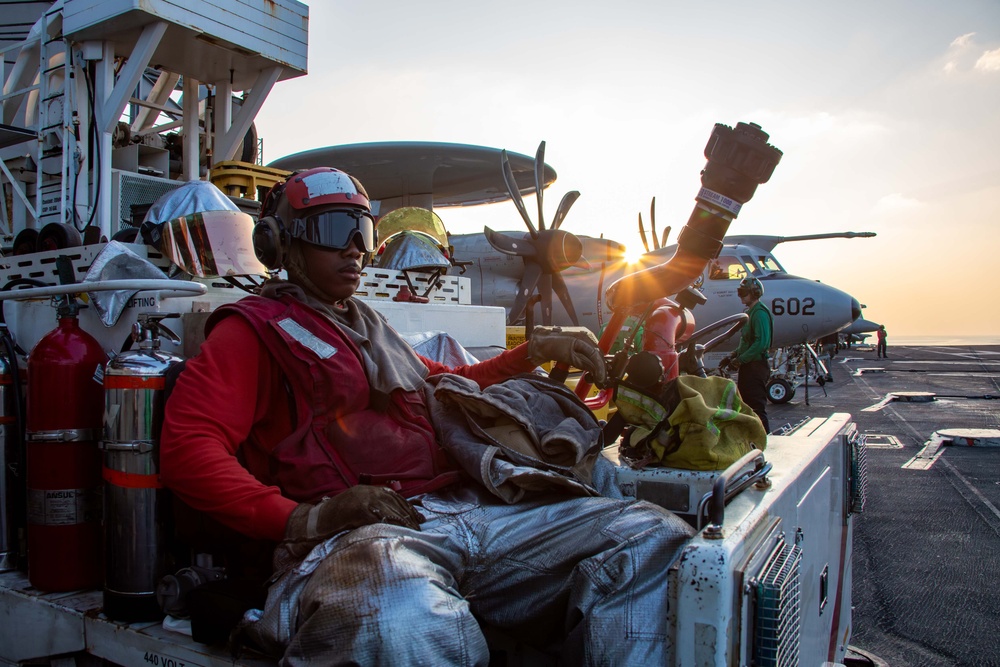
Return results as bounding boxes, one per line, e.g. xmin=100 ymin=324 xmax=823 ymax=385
xmin=26 ymin=297 xmax=108 ymax=591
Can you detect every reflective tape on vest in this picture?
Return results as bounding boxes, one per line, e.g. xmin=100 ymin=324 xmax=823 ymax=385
xmin=277 ymin=317 xmax=338 ymax=359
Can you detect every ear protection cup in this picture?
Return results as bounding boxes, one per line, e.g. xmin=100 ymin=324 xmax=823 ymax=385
xmin=252 ymin=215 xmax=291 ymax=270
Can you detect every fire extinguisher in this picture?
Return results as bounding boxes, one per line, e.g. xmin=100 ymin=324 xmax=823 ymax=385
xmin=26 ymin=296 xmax=108 ymax=591
xmin=101 ymin=313 xmax=182 ymax=621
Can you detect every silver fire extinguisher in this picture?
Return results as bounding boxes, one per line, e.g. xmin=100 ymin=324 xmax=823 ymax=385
xmin=101 ymin=313 xmax=183 ymax=621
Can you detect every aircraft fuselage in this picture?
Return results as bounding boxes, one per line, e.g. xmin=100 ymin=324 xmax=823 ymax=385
xmin=451 ymin=234 xmax=861 ymax=350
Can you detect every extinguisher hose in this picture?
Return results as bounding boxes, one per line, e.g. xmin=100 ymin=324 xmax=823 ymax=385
xmin=0 ymin=328 xmax=25 ymax=562
xmin=0 ymin=278 xmax=46 ymax=564
xmin=1 ymin=278 xmax=50 ymax=353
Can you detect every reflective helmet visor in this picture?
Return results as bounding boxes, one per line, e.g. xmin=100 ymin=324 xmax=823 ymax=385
xmin=157 ymin=210 xmax=266 ymax=278
xmin=377 ymin=207 xmax=448 ymax=248
xmin=288 ymin=209 xmax=377 ymax=253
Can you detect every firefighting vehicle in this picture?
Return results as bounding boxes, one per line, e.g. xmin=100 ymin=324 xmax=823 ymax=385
xmin=0 ymin=1 xmax=870 ymax=665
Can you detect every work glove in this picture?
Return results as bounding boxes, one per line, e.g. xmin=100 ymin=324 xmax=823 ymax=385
xmin=285 ymin=485 xmax=422 ymax=546
xmin=528 ymin=325 xmax=607 ymax=386
xmin=725 ymin=354 xmax=742 ymax=370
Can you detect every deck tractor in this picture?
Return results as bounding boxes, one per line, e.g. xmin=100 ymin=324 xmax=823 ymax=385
xmin=0 ymin=2 xmax=869 ymax=665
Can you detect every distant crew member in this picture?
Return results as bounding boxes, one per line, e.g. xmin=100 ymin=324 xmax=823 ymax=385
xmin=819 ymin=332 xmax=839 ymax=360
xmin=877 ymin=324 xmax=888 ymax=358
xmin=723 ymin=276 xmax=773 ymax=433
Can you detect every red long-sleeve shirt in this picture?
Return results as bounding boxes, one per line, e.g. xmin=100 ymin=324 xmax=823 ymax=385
xmin=160 ymin=314 xmax=535 ymax=541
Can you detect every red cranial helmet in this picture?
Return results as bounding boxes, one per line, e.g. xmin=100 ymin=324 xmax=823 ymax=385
xmin=255 ymin=167 xmax=377 ymax=270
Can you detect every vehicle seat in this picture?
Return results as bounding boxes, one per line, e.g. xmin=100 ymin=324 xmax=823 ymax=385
xmin=162 ymin=360 xmax=272 ymax=643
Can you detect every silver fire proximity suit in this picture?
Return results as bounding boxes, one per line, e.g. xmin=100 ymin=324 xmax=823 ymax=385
xmin=241 ymin=482 xmax=694 ymax=665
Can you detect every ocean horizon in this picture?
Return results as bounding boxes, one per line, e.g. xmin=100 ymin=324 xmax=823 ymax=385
xmin=885 ymin=335 xmax=1000 ymax=346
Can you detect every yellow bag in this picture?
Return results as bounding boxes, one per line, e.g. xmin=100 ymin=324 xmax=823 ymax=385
xmin=622 ymin=375 xmax=767 ymax=471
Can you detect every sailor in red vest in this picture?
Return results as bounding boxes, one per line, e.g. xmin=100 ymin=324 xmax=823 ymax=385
xmin=161 ymin=167 xmax=693 ymax=665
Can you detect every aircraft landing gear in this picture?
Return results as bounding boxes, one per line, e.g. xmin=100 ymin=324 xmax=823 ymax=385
xmin=766 ymin=378 xmax=794 ymax=404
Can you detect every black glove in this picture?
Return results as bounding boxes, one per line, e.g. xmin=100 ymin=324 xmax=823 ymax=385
xmin=528 ymin=325 xmax=607 ymax=386
xmin=285 ymin=485 xmax=422 ymax=544
xmin=720 ymin=353 xmax=740 ymax=370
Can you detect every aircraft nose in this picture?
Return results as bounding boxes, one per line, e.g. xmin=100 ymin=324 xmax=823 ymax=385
xmin=851 ymin=297 xmax=862 ymax=322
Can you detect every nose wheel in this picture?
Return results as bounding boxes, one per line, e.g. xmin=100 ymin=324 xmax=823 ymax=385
xmin=766 ymin=378 xmax=794 ymax=404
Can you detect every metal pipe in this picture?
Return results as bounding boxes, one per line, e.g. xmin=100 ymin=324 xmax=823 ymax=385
xmin=0 ymin=279 xmax=206 ymax=301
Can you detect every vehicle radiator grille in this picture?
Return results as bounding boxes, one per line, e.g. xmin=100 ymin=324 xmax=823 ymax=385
xmin=850 ymin=432 xmax=869 ymax=514
xmin=752 ymin=539 xmax=803 ymax=667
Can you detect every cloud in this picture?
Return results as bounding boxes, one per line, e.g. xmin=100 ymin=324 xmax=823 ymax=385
xmin=943 ymin=33 xmax=976 ymax=73
xmin=942 ymin=32 xmax=1000 ymax=75
xmin=975 ymin=47 xmax=1000 ymax=72
xmin=872 ymin=193 xmax=923 ymax=216
xmin=951 ymin=33 xmax=975 ymax=49
xmin=747 ymin=110 xmax=888 ymax=149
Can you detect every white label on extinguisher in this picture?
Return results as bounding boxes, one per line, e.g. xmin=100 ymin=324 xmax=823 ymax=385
xmin=27 ymin=488 xmax=101 ymax=525
xmin=93 ymin=363 xmax=105 ymax=386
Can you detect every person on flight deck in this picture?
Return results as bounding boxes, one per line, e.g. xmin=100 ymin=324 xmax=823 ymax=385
xmin=876 ymin=324 xmax=888 ymax=359
xmin=160 ymin=167 xmax=694 ymax=665
xmin=723 ymin=275 xmax=773 ymax=433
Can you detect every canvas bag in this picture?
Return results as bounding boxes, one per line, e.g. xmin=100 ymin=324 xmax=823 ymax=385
xmin=616 ymin=375 xmax=767 ymax=471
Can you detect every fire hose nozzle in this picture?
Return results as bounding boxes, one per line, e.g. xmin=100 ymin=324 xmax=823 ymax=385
xmin=605 ymin=121 xmax=783 ymax=312
xmin=700 ymin=121 xmax=783 ymax=206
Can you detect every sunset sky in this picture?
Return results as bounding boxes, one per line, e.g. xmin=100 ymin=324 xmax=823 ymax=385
xmin=255 ymin=0 xmax=1000 ymax=339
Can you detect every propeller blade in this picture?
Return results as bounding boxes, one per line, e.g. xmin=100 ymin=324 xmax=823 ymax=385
xmin=534 ymin=141 xmax=546 ymax=231
xmin=551 ymin=191 xmax=580 ymax=230
xmin=638 ymin=212 xmax=650 ymax=253
xmin=550 ymin=270 xmax=581 ymax=326
xmin=660 ymin=224 xmax=671 ymax=248
xmin=508 ymin=261 xmax=543 ymax=325
xmin=650 ymin=196 xmax=659 ymax=250
xmin=501 ymin=150 xmax=537 ymax=238
xmin=484 ymin=227 xmax=537 ymax=257
xmin=538 ymin=273 xmax=554 ymax=326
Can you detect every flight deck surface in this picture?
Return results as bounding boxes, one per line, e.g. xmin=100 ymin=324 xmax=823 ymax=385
xmin=767 ymin=343 xmax=1000 ymax=667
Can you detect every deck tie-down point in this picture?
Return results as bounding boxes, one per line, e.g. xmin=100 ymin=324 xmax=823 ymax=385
xmin=862 ymin=392 xmax=935 ymax=412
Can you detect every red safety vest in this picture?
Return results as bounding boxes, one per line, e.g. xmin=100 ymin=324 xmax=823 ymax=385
xmin=207 ymin=296 xmax=459 ymax=502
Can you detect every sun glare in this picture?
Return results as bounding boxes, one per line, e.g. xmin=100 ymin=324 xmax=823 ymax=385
xmin=624 ymin=244 xmax=645 ymax=264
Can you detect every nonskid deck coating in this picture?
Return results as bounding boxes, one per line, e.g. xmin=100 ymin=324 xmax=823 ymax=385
xmin=765 ymin=344 xmax=1000 ymax=667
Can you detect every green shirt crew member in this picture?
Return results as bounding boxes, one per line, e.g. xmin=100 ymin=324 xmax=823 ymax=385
xmin=725 ymin=276 xmax=773 ymax=433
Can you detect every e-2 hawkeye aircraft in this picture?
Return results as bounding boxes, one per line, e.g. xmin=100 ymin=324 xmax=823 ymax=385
xmin=450 ymin=226 xmax=872 ymax=352
xmin=837 ymin=316 xmax=882 ymax=345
